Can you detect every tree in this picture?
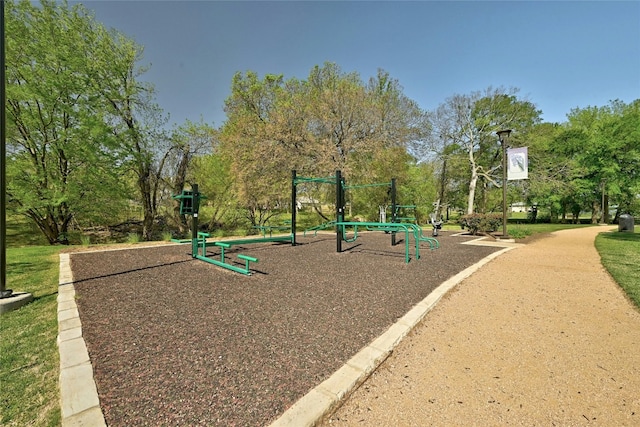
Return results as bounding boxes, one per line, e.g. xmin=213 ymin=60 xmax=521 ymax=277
xmin=5 ymin=0 xmax=138 ymax=243
xmin=189 ymin=153 xmax=236 ymax=232
xmin=561 ymin=100 xmax=640 ymax=222
xmin=220 ymin=63 xmax=431 ymax=225
xmin=427 ymin=87 xmax=541 ymax=215
xmin=81 ymin=14 xmax=171 ymax=240
xmin=525 ymin=123 xmax=585 ymax=222
xmin=220 ymin=71 xmax=290 ymax=227
xmin=164 ymin=120 xmax=215 ymax=233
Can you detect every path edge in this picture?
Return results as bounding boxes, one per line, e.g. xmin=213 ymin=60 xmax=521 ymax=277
xmin=268 ymin=243 xmax=519 ymax=427
xmin=57 ymin=252 xmax=107 ymax=427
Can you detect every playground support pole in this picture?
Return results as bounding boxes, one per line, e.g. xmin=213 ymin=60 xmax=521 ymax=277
xmin=391 ymin=178 xmax=397 ymax=246
xmin=336 ymin=170 xmax=343 ymax=253
xmin=291 ymin=170 xmax=297 ymax=246
xmin=191 ymin=184 xmax=199 ymax=258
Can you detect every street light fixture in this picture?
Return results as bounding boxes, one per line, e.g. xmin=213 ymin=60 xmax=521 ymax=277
xmin=496 ymin=129 xmax=512 ymax=239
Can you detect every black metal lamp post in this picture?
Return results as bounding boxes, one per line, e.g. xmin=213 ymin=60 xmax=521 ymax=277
xmin=497 ymin=129 xmax=512 ymax=239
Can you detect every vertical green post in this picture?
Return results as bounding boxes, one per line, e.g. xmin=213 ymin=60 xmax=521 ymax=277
xmin=336 ymin=170 xmax=343 ymax=253
xmin=291 ymin=170 xmax=297 ymax=246
xmin=391 ymin=178 xmax=397 ymax=246
xmin=191 ymin=184 xmax=199 ymax=258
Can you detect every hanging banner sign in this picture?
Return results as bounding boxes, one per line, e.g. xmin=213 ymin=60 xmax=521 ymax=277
xmin=507 ymin=147 xmax=528 ymax=180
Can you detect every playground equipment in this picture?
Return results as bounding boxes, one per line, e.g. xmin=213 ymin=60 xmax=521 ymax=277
xmin=430 ymin=199 xmax=444 ymax=237
xmin=172 ymin=184 xmax=294 ymax=275
xmin=294 ymin=170 xmax=439 ymax=263
xmin=393 ymin=205 xmax=417 ymax=223
xmin=173 ymin=171 xmax=439 ymax=275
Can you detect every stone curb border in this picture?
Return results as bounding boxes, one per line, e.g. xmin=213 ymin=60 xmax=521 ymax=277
xmin=268 ymin=241 xmax=519 ymax=427
xmin=57 ymin=253 xmax=107 ymax=427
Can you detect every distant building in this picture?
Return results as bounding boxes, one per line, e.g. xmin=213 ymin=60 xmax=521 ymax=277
xmin=511 ymin=202 xmax=528 ymax=213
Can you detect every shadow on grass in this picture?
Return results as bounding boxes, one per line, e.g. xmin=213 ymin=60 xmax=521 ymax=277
xmin=599 ymin=232 xmax=640 ymax=243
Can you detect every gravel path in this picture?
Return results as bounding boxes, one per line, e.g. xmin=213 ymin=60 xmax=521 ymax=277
xmin=71 ymin=231 xmax=500 ymax=426
xmin=322 ymin=226 xmax=640 ymax=426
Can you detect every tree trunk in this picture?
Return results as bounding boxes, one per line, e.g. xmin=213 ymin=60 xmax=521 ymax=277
xmin=590 ymin=200 xmax=599 ymax=224
xmin=28 ymin=210 xmax=67 ymax=245
xmin=466 ymin=146 xmax=479 ymax=215
xmin=467 ymin=170 xmax=478 ymax=215
xmin=137 ymin=165 xmax=156 ymax=241
xmin=437 ymin=158 xmax=447 ymax=220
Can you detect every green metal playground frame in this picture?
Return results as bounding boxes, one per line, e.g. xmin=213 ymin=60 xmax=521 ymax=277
xmin=172 ymin=170 xmax=439 ymax=275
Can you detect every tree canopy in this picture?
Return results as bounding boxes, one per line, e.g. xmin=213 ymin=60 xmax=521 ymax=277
xmin=426 ymin=87 xmax=542 ymax=215
xmin=6 ymin=0 xmax=138 ymax=243
xmin=219 ymin=63 xmax=431 ymax=225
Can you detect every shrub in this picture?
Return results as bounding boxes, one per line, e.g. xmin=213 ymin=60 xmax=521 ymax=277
xmin=459 ymin=213 xmax=502 ymax=235
xmin=126 ymin=233 xmax=141 ymax=243
xmin=508 ymin=225 xmax=532 ymax=239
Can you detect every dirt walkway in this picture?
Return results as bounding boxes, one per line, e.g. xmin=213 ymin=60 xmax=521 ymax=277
xmin=322 ymin=227 xmax=640 ymax=426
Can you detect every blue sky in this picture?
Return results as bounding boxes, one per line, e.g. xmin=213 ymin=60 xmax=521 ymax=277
xmin=76 ymin=1 xmax=640 ymax=129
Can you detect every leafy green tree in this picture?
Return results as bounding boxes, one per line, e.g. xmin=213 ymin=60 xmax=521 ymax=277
xmin=427 ymin=87 xmax=541 ymax=215
xmin=610 ymin=100 xmax=640 ymax=216
xmin=6 ymin=0 xmax=172 ymax=242
xmin=400 ymin=161 xmax=438 ymax=224
xmin=220 ymin=71 xmax=289 ymax=227
xmin=163 ymin=120 xmax=215 ymax=233
xmin=5 ymin=0 xmax=135 ymax=243
xmin=562 ymin=100 xmax=640 ymax=222
xmin=522 ymin=122 xmax=567 ymax=221
xmin=220 ymin=63 xmax=430 ymax=225
xmin=83 ymin=18 xmax=169 ymax=240
xmin=189 ymin=153 xmax=237 ymax=232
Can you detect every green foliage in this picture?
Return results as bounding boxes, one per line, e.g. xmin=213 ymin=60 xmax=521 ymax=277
xmin=5 ymin=0 xmax=149 ymax=243
xmin=529 ymin=100 xmax=640 ymax=223
xmin=0 ymin=246 xmax=62 ymax=427
xmin=220 ymin=63 xmax=430 ymax=224
xmin=189 ymin=154 xmax=237 ymax=230
xmin=459 ymin=213 xmax=502 ymax=235
xmin=427 ymin=87 xmax=542 ymax=215
xmin=596 ymin=230 xmax=640 ymax=309
xmin=399 ymin=161 xmax=438 ymax=224
xmin=126 ymin=233 xmax=141 ymax=243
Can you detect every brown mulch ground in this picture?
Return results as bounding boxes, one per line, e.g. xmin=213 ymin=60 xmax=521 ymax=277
xmin=71 ymin=231 xmax=500 ymax=427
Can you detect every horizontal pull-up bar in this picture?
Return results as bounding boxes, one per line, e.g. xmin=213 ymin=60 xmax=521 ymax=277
xmin=293 ymin=176 xmax=337 ymax=185
xmin=343 ymin=182 xmax=392 ymax=190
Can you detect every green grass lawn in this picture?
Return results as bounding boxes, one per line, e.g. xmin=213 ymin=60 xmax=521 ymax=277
xmin=441 ymin=221 xmax=592 ymax=237
xmin=596 ymin=227 xmax=640 ymax=309
xmin=0 ymin=246 xmax=61 ymax=427
xmin=1 ymin=222 xmax=638 ymax=427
